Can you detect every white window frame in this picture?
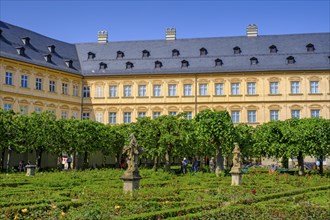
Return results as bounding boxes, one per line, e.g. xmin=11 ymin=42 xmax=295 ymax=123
xmin=61 ymin=111 xmax=68 ymax=119
xmin=96 ymin=86 xmax=104 ymax=97
xmin=109 ymin=85 xmax=117 ymax=97
xmin=215 ymin=83 xmax=224 ymax=95
xmin=199 ymin=84 xmax=208 ymax=96
xmin=270 ymin=82 xmax=279 ymax=94
xmin=184 ymin=84 xmax=192 ymax=96
xmin=231 ymin=111 xmax=240 ymax=123
xmin=124 ymin=112 xmax=131 ymax=124
xmin=82 ymin=112 xmax=90 ymax=120
xmin=21 ymin=75 xmax=28 ymax=88
xmin=291 ymin=81 xmax=300 ymax=94
xmin=62 ymin=83 xmax=68 ymax=95
xmin=138 ymin=85 xmax=146 ymax=97
xmin=270 ymin=110 xmax=279 ymax=121
xmin=124 ymin=85 xmax=132 ymax=97
xmin=95 ymin=112 xmax=103 ymax=123
xmin=4 ymin=103 xmax=13 ymax=111
xmin=168 ymin=84 xmax=177 ymax=96
xmin=138 ymin=112 xmax=146 ymax=118
xmin=169 ymin=112 xmax=177 ymax=116
xmin=310 ymin=81 xmax=319 ymax=94
xmin=109 ymin=112 xmax=117 ymax=124
xmin=291 ymin=110 xmax=300 ymax=119
xmin=311 ymin=110 xmax=320 ymax=118
xmin=73 ymin=85 xmax=79 ymax=96
xmin=185 ymin=112 xmax=192 ymax=120
xmin=83 ymin=86 xmax=90 ymax=97
xmin=247 ymin=110 xmax=257 ymax=123
xmin=231 ymin=83 xmax=240 ymax=95
xmin=5 ymin=72 xmax=13 ymax=85
xmin=247 ymin=82 xmax=256 ymax=95
xmin=49 ymin=80 xmax=56 ymax=92
xmin=153 ymin=85 xmax=161 ymax=97
xmin=153 ymin=112 xmax=161 ymax=119
xmin=34 ymin=107 xmax=42 ymax=113
xmin=36 ymin=78 xmax=42 ymax=90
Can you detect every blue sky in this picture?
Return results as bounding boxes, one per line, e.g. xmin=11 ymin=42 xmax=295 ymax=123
xmin=0 ymin=0 xmax=329 ymax=43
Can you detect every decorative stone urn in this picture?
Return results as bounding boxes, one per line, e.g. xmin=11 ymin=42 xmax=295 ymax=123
xmin=26 ymin=165 xmax=37 ymax=176
xmin=230 ymin=143 xmax=243 ymax=186
xmin=120 ymin=133 xmax=143 ymax=193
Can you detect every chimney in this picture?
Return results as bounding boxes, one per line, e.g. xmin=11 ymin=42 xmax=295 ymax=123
xmin=166 ymin=28 xmax=176 ymax=40
xmin=246 ymin=24 xmax=258 ymax=37
xmin=98 ymin=30 xmax=108 ymax=43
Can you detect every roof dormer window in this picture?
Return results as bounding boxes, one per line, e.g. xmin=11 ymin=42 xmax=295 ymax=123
xmin=117 ymin=51 xmax=124 ymax=59
xmin=306 ymin=43 xmax=315 ymax=52
xmin=269 ymin=45 xmax=278 ymax=53
xmin=126 ymin=62 xmax=134 ymax=69
xmin=0 ymin=29 xmax=2 ymax=36
xmin=286 ymin=56 xmax=295 ymax=64
xmin=142 ymin=50 xmax=150 ymax=58
xmin=233 ymin=46 xmax=241 ymax=54
xmin=44 ymin=54 xmax=52 ymax=62
xmin=172 ymin=49 xmax=180 ymax=57
xmin=328 ymin=56 xmax=330 ymax=63
xmin=99 ymin=62 xmax=107 ymax=70
xmin=215 ymin=58 xmax=223 ymax=66
xmin=48 ymin=45 xmax=55 ymax=53
xmin=250 ymin=57 xmax=258 ymax=65
xmin=181 ymin=60 xmax=189 ymax=68
xmin=16 ymin=47 xmax=25 ymax=56
xmin=88 ymin=52 xmax=95 ymax=60
xmin=65 ymin=60 xmax=73 ymax=68
xmin=21 ymin=37 xmax=30 ymax=46
xmin=200 ymin=48 xmax=208 ymax=56
xmin=155 ymin=60 xmax=162 ymax=69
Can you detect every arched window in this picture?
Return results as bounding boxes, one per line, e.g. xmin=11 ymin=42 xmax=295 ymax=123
xmin=181 ymin=60 xmax=189 ymax=68
xmin=250 ymin=57 xmax=258 ymax=65
xmin=155 ymin=60 xmax=162 ymax=69
xmin=215 ymin=58 xmax=223 ymax=66
xmin=172 ymin=49 xmax=180 ymax=57
xmin=126 ymin=62 xmax=134 ymax=69
xmin=286 ymin=56 xmax=295 ymax=64
xmin=117 ymin=51 xmax=124 ymax=59
xmin=142 ymin=50 xmax=150 ymax=58
xmin=269 ymin=45 xmax=278 ymax=53
xmin=99 ymin=62 xmax=107 ymax=70
xmin=200 ymin=48 xmax=208 ymax=56
xmin=233 ymin=46 xmax=241 ymax=54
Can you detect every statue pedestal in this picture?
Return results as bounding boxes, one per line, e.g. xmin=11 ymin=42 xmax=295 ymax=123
xmin=120 ymin=172 xmax=142 ymax=193
xmin=230 ymin=171 xmax=242 ymax=186
xmin=26 ymin=165 xmax=36 ymax=176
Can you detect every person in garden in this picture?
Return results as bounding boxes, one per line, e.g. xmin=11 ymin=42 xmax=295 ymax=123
xmin=18 ymin=161 xmax=24 ymax=172
xmin=193 ymin=157 xmax=201 ymax=173
xmin=67 ymin=156 xmax=72 ymax=170
xmin=182 ymin=158 xmax=188 ymax=174
xmin=209 ymin=157 xmax=215 ymax=172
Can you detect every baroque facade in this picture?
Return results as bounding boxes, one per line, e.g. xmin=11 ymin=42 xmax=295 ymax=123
xmin=1 ymin=22 xmax=330 ymax=125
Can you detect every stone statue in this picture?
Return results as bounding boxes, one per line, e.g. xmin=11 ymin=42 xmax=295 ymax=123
xmin=123 ymin=133 xmax=143 ymax=175
xmin=230 ymin=143 xmax=243 ymax=186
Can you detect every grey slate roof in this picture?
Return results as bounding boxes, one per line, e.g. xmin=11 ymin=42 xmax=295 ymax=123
xmin=1 ymin=21 xmax=329 ymax=77
xmin=0 ymin=21 xmax=81 ymax=75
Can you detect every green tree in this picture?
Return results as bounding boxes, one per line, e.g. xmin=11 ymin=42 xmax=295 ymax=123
xmin=194 ymin=109 xmax=236 ymax=176
xmin=235 ymin=123 xmax=256 ymax=162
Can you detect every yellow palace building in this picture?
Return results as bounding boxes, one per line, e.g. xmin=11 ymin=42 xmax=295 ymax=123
xmin=1 ymin=22 xmax=329 ymax=125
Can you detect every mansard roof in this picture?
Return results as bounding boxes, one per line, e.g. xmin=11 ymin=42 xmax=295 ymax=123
xmin=0 ymin=21 xmax=81 ymax=75
xmin=1 ymin=21 xmax=329 ymax=77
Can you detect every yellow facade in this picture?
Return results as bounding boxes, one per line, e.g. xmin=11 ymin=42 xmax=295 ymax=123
xmin=1 ymin=57 xmax=329 ymax=124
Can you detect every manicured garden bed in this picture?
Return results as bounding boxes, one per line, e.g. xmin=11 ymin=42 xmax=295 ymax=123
xmin=0 ymin=169 xmax=329 ymax=219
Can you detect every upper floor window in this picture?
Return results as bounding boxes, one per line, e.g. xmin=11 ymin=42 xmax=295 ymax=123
xmin=153 ymin=85 xmax=161 ymax=97
xmin=231 ymin=83 xmax=240 ymax=95
xmin=215 ymin=58 xmax=223 ymax=66
xmin=73 ymin=85 xmax=79 ymax=96
xmin=184 ymin=84 xmax=192 ymax=96
xmin=5 ymin=72 xmax=13 ymax=85
xmin=126 ymin=62 xmax=134 ymax=69
xmin=270 ymin=82 xmax=279 ymax=94
xmin=250 ymin=57 xmax=258 ymax=65
xmin=61 ymin=111 xmax=68 ymax=119
xmin=269 ymin=45 xmax=278 ymax=53
xmin=247 ymin=82 xmax=256 ymax=95
xmin=291 ymin=81 xmax=300 ymax=94
xmin=310 ymin=81 xmax=319 ymax=94
xmin=181 ymin=60 xmax=189 ymax=68
xmin=199 ymin=84 xmax=208 ymax=96
xmin=142 ymin=50 xmax=150 ymax=58
xmin=99 ymin=62 xmax=107 ymax=70
xmin=306 ymin=43 xmax=315 ymax=52
xmin=291 ymin=110 xmax=300 ymax=119
xmin=83 ymin=85 xmax=90 ymax=97
xmin=62 ymin=83 xmax=68 ymax=95
xmin=138 ymin=85 xmax=146 ymax=97
xmin=168 ymin=84 xmax=177 ymax=96
xmin=215 ymin=83 xmax=224 ymax=95
xmin=155 ymin=60 xmax=162 ymax=69
xmin=231 ymin=111 xmax=240 ymax=123
xmin=200 ymin=48 xmax=208 ymax=56
xmin=109 ymin=85 xmax=117 ymax=97
xmin=287 ymin=56 xmax=295 ymax=64
xmin=233 ymin=46 xmax=241 ymax=54
xmin=88 ymin=52 xmax=95 ymax=59
xmin=124 ymin=85 xmax=132 ymax=97
xmin=117 ymin=51 xmax=124 ymax=59
xmin=96 ymin=86 xmax=104 ymax=97
xmin=172 ymin=49 xmax=180 ymax=57
xmin=35 ymin=78 xmax=42 ymax=90
xmin=49 ymin=80 xmax=56 ymax=92
xmin=21 ymin=75 xmax=28 ymax=88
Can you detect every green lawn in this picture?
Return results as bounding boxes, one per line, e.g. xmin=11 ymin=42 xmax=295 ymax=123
xmin=0 ymin=169 xmax=329 ymax=219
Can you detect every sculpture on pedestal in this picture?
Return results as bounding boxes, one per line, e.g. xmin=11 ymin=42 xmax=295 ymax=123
xmin=120 ymin=133 xmax=143 ymax=193
xmin=230 ymin=143 xmax=243 ymax=186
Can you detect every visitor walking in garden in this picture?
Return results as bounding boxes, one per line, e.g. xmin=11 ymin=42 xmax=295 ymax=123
xmin=192 ymin=157 xmax=201 ymax=173
xmin=67 ymin=156 xmax=72 ymax=170
xmin=182 ymin=158 xmax=188 ymax=174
